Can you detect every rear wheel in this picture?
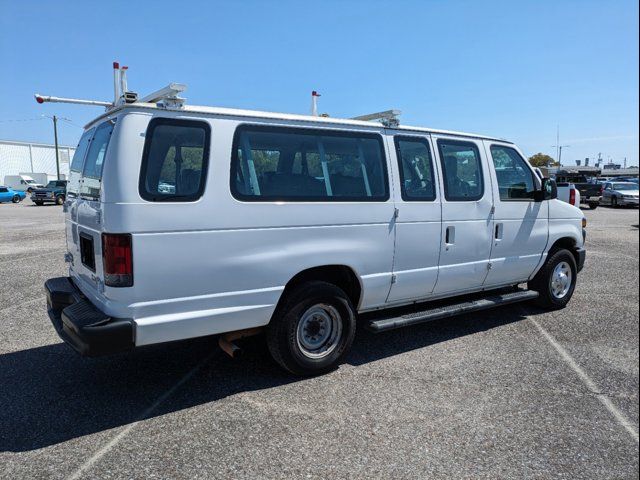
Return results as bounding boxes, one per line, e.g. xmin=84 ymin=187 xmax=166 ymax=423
xmin=529 ymin=248 xmax=577 ymax=310
xmin=266 ymin=281 xmax=356 ymax=376
xmin=11 ymin=195 xmax=20 ymax=203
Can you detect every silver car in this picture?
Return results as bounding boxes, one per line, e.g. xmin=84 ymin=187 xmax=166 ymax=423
xmin=601 ymin=181 xmax=639 ymax=207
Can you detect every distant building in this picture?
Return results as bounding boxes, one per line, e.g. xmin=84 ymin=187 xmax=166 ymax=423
xmin=0 ymin=140 xmax=76 ymax=183
xmin=603 ymin=162 xmax=622 ymax=170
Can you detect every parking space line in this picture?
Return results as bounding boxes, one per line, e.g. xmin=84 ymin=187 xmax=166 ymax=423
xmin=529 ymin=317 xmax=639 ymax=443
xmin=67 ymin=350 xmax=219 ymax=480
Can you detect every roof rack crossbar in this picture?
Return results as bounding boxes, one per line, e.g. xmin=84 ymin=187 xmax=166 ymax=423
xmin=137 ymin=83 xmax=187 ymax=107
xmin=351 ymin=109 xmax=401 ymax=127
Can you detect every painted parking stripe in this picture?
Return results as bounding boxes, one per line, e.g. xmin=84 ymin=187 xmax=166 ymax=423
xmin=530 ymin=317 xmax=639 ymax=443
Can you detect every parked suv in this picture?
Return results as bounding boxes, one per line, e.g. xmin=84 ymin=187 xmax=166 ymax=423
xmin=45 ymin=102 xmax=586 ymax=375
xmin=31 ymin=180 xmax=68 ymax=206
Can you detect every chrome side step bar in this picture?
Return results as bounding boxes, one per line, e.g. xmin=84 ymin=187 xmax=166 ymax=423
xmin=366 ymin=289 xmax=539 ymax=333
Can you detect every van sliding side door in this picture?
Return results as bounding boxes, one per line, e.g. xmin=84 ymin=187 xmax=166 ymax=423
xmin=431 ymin=136 xmax=494 ymax=295
xmin=385 ymin=132 xmax=442 ymax=303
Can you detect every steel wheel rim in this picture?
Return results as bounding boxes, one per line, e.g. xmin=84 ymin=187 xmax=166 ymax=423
xmin=296 ymin=303 xmax=342 ymax=359
xmin=550 ymin=261 xmax=572 ymax=299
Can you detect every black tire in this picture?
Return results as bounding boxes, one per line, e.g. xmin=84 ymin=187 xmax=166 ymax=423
xmin=11 ymin=195 xmax=20 ymax=203
xmin=55 ymin=195 xmax=65 ymax=205
xmin=611 ymin=196 xmax=618 ymax=208
xmin=266 ymin=281 xmax=356 ymax=376
xmin=34 ymin=201 xmax=44 ymax=206
xmin=529 ymin=248 xmax=577 ymax=310
xmin=588 ymin=202 xmax=598 ymax=210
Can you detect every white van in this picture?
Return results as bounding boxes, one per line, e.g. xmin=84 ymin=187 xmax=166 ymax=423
xmin=3 ymin=174 xmax=45 ymax=193
xmin=45 ymin=100 xmax=586 ymax=375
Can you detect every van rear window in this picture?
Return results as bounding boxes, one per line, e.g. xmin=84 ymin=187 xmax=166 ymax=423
xmin=231 ymin=125 xmax=388 ymax=202
xmin=139 ymin=118 xmax=210 ymax=202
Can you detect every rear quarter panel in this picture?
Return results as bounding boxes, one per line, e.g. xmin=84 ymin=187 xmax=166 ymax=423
xmin=99 ymin=112 xmax=396 ymax=345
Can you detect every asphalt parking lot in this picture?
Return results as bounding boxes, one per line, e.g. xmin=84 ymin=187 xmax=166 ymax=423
xmin=0 ymin=201 xmax=638 ymax=479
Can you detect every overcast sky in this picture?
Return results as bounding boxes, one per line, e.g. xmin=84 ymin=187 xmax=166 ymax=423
xmin=1 ymin=0 xmax=638 ymax=166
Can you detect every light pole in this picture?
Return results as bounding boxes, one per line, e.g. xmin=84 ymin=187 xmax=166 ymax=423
xmin=551 ymin=144 xmax=570 ymax=166
xmin=42 ymin=114 xmax=71 ymax=180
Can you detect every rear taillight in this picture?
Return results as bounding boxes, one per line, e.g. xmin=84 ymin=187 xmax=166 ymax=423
xmin=102 ymin=233 xmax=133 ymax=287
xmin=569 ymin=188 xmax=576 ymax=206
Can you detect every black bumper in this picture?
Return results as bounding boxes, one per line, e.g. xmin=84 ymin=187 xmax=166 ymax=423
xmin=575 ymin=247 xmax=586 ymax=273
xmin=45 ymin=277 xmax=134 ymax=357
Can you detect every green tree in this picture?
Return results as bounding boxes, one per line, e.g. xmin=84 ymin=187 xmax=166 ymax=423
xmin=528 ymin=153 xmax=558 ymax=168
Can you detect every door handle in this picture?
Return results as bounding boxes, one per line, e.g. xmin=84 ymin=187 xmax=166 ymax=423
xmin=494 ymin=223 xmax=503 ymax=243
xmin=445 ymin=226 xmax=455 ymax=246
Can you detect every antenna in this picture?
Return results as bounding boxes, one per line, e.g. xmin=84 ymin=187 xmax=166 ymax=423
xmin=351 ymin=109 xmax=401 ymax=128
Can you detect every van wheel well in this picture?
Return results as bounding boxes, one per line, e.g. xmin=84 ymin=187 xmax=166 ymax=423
xmin=549 ymin=237 xmax=579 ymax=264
xmin=278 ymin=265 xmax=362 ymax=311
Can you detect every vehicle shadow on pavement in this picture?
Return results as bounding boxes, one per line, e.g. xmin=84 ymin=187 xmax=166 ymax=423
xmin=0 ymin=304 xmax=535 ymax=452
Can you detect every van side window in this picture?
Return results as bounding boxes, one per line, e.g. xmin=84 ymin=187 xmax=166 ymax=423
xmin=139 ymin=118 xmax=210 ymax=202
xmin=231 ymin=126 xmax=388 ymax=201
xmin=70 ymin=129 xmax=93 ymax=172
xmin=437 ymin=140 xmax=484 ymax=201
xmin=490 ymin=145 xmax=536 ymax=201
xmin=394 ymin=136 xmax=436 ymax=201
xmin=80 ymin=121 xmax=115 ymax=199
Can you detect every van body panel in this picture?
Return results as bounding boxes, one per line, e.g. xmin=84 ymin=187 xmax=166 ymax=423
xmin=430 ymin=136 xmax=494 ymax=294
xmin=49 ymin=104 xmax=585 ymax=354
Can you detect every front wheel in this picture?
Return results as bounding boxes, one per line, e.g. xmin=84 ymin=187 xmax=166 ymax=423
xmin=55 ymin=195 xmax=65 ymax=205
xmin=266 ymin=281 xmax=356 ymax=376
xmin=612 ymin=196 xmax=618 ymax=208
xmin=589 ymin=202 xmax=598 ymax=210
xmin=529 ymin=249 xmax=577 ymax=310
xmin=34 ymin=201 xmax=44 ymax=206
xmin=11 ymin=195 xmax=21 ymax=203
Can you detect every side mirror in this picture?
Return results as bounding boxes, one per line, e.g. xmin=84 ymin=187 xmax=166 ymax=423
xmin=535 ymin=178 xmax=557 ymax=202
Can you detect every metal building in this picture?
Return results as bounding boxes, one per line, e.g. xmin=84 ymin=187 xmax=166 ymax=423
xmin=0 ymin=140 xmax=76 ymax=183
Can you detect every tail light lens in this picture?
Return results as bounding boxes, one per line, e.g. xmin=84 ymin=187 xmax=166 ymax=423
xmin=569 ymin=188 xmax=576 ymax=206
xmin=102 ymin=233 xmax=133 ymax=287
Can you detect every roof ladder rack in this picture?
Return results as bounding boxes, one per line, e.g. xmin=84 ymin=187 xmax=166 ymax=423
xmin=351 ymin=109 xmax=401 ymax=127
xmin=137 ymin=83 xmax=187 ymax=108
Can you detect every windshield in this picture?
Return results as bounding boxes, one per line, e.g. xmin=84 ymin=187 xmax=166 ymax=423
xmin=613 ymin=183 xmax=637 ymax=191
xmin=45 ymin=181 xmax=57 ymax=188
xmin=25 ymin=179 xmax=36 ymax=184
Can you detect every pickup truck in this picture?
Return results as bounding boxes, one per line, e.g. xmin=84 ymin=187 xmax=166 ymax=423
xmin=555 ymin=173 xmax=602 ymax=209
xmin=31 ymin=180 xmax=67 ymax=206
xmin=556 ymin=183 xmax=581 ymax=208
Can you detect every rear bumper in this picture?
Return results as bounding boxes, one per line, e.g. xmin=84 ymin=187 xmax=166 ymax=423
xmin=575 ymin=247 xmax=586 ymax=273
xmin=45 ymin=277 xmax=134 ymax=357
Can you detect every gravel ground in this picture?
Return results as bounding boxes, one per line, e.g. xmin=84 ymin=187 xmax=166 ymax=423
xmin=0 ymin=201 xmax=638 ymax=479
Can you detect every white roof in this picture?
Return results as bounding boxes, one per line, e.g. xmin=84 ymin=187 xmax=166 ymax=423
xmin=86 ymin=102 xmax=512 ymax=143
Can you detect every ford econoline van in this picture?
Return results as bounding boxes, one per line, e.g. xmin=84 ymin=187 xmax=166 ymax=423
xmin=44 ymin=97 xmax=586 ymax=375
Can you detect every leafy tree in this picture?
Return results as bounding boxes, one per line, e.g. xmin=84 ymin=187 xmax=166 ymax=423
xmin=528 ymin=153 xmax=558 ymax=168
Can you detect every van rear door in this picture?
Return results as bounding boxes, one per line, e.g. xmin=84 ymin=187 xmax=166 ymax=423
xmin=65 ymin=128 xmax=93 ymax=280
xmin=67 ymin=120 xmax=116 ymax=291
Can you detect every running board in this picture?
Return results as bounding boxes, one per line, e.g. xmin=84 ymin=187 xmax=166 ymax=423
xmin=366 ymin=289 xmax=539 ymax=333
